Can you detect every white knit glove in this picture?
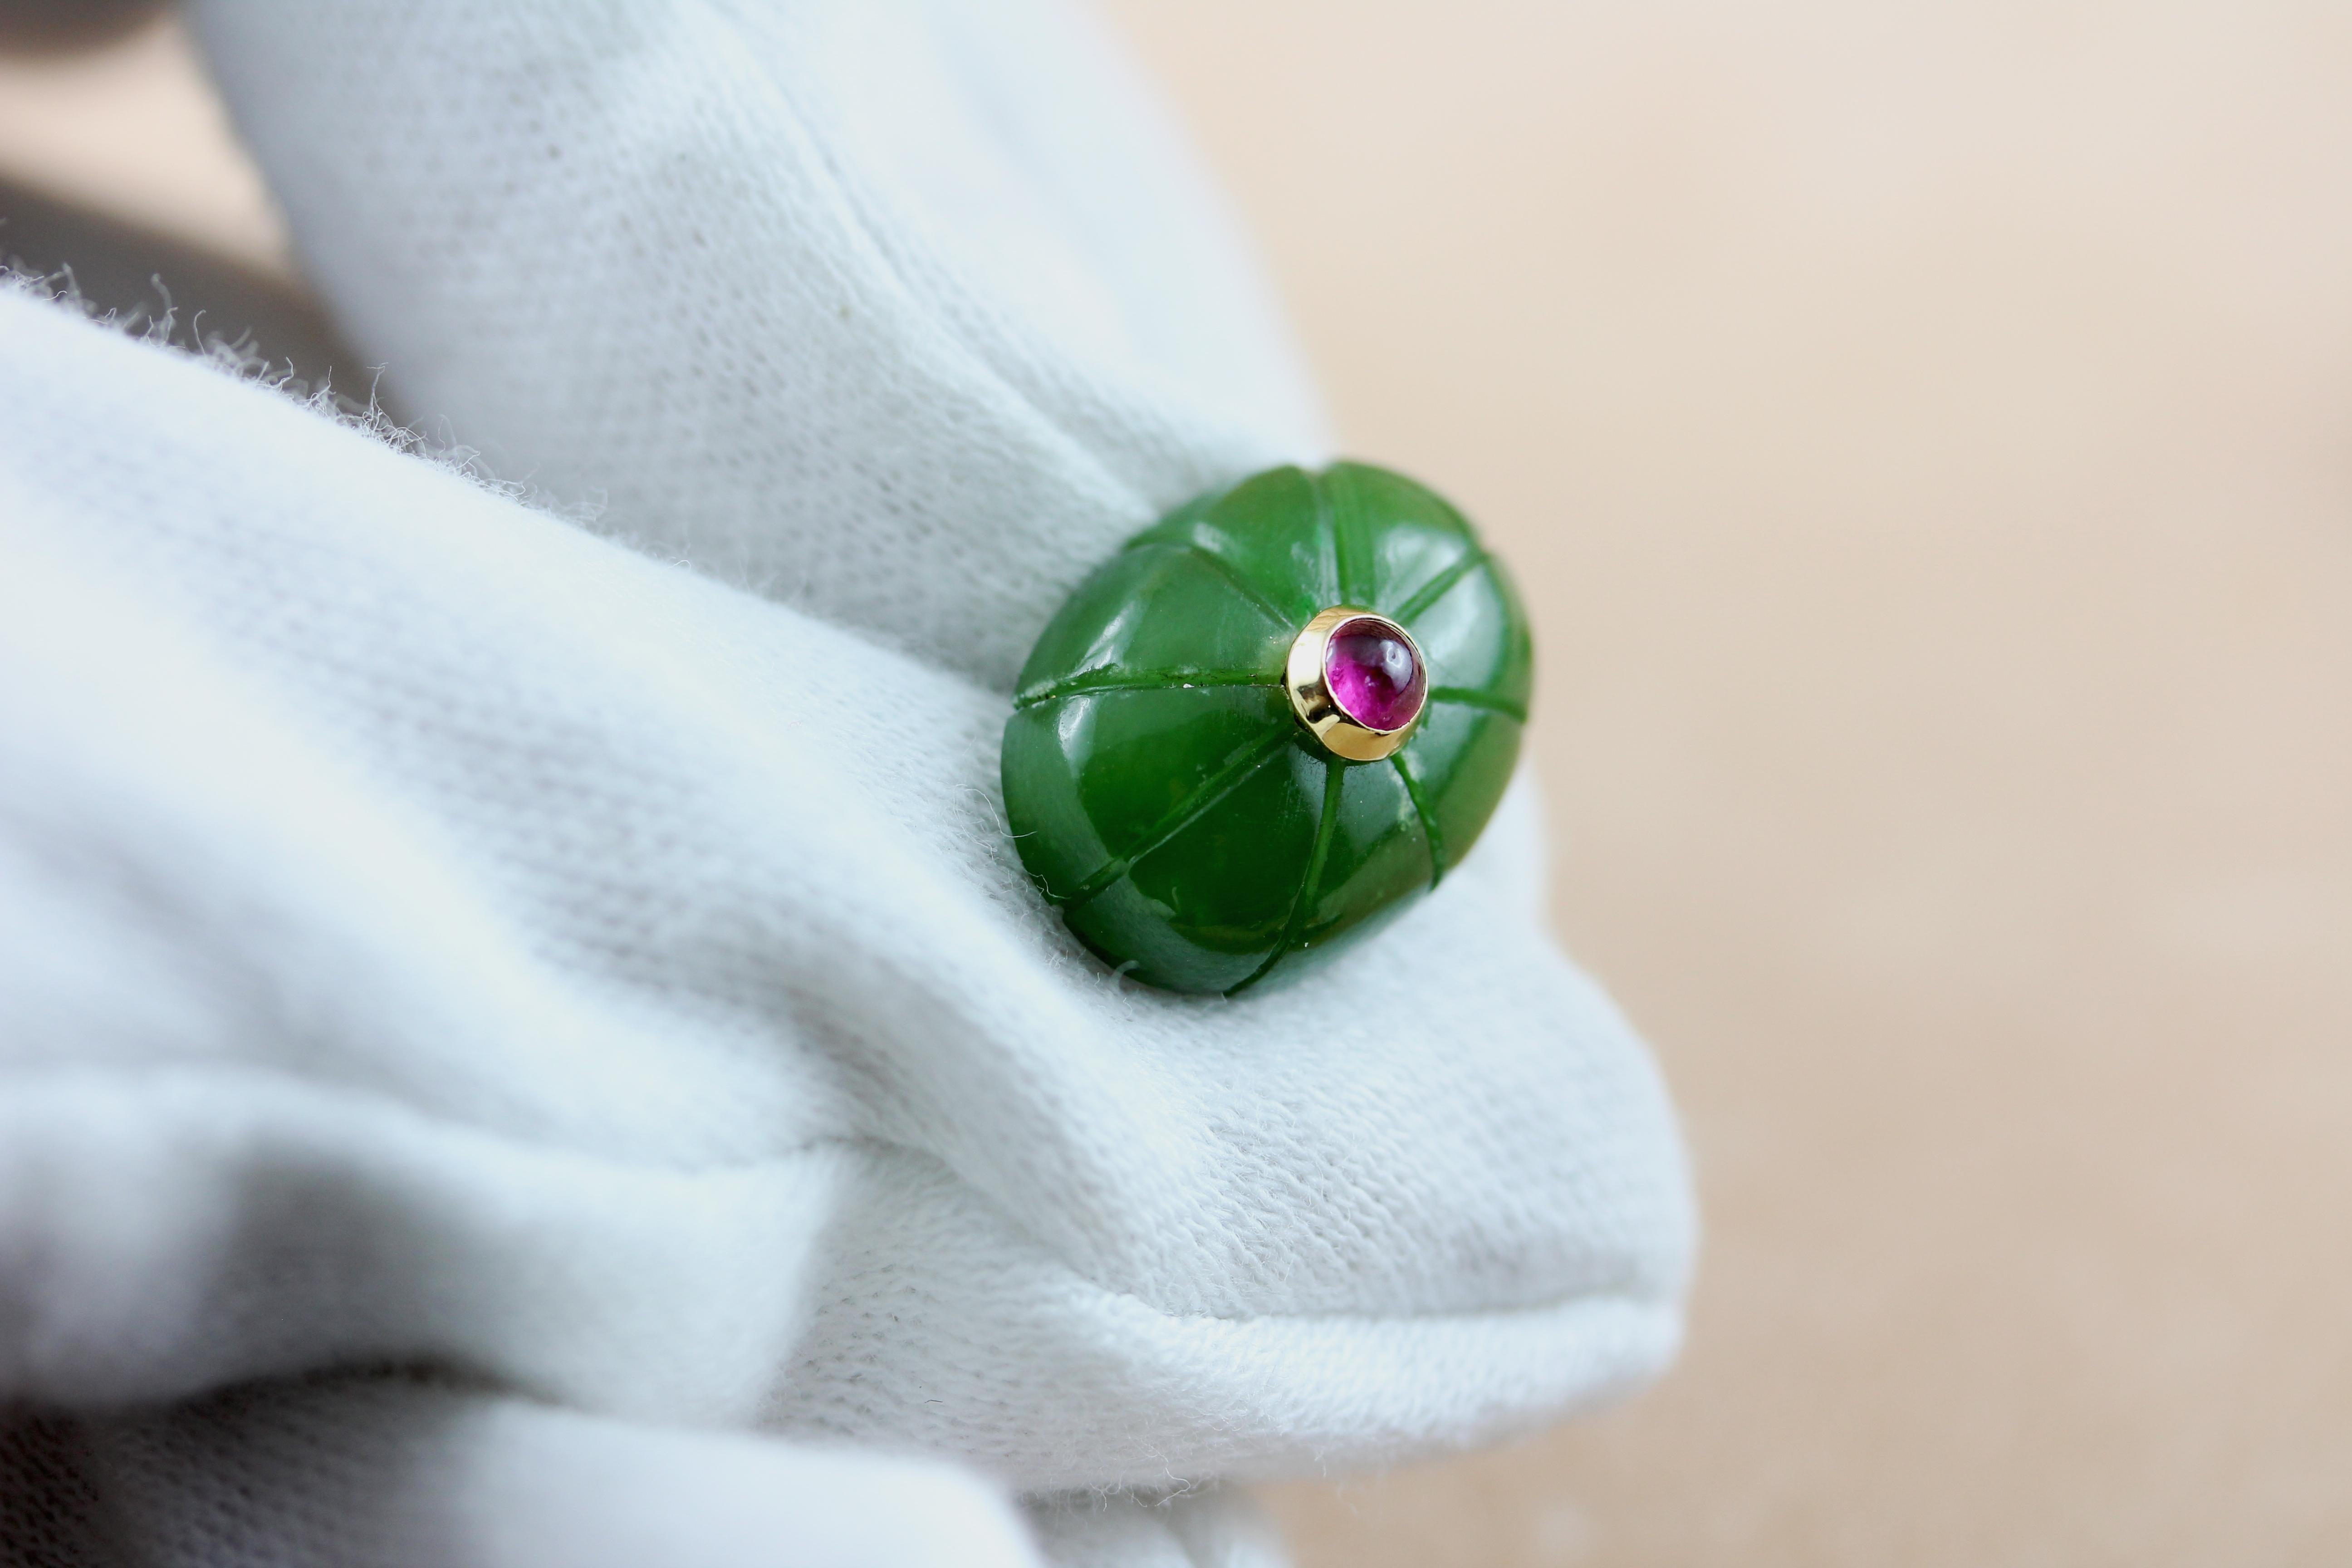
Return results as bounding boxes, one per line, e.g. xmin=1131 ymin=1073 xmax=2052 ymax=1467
xmin=0 ymin=2 xmax=1693 ymax=1564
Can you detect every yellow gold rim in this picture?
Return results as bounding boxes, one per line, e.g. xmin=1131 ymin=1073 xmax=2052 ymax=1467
xmin=1285 ymin=607 xmax=1426 ymax=762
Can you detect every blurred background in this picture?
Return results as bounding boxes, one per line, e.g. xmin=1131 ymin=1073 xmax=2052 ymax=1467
xmin=4 ymin=3 xmax=2347 ymax=1563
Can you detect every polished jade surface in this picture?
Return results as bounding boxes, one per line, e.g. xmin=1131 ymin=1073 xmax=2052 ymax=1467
xmin=1001 ymin=462 xmax=1533 ymax=995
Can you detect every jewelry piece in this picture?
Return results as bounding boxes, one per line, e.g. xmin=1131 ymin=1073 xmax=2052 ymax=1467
xmin=1001 ymin=462 xmax=1532 ymax=995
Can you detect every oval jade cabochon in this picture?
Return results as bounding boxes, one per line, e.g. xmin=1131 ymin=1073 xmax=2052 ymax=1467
xmin=1001 ymin=462 xmax=1533 ymax=995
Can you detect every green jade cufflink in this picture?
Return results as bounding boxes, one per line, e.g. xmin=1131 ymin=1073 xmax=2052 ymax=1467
xmin=1001 ymin=462 xmax=1533 ymax=995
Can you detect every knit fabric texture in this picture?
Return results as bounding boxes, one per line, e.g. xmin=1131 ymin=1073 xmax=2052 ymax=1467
xmin=0 ymin=1 xmax=1695 ymax=1563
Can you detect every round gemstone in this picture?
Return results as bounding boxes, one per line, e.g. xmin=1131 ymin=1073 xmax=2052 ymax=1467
xmin=1324 ymin=616 xmax=1426 ymax=733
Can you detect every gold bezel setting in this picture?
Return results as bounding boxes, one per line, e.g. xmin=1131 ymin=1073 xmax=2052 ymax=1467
xmin=1285 ymin=607 xmax=1427 ymax=762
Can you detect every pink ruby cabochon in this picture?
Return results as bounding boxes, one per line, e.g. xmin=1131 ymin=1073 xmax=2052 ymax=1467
xmin=1325 ymin=616 xmax=1427 ymax=733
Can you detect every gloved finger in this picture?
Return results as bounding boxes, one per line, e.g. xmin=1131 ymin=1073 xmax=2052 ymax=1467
xmin=184 ymin=0 xmax=1333 ymax=689
xmin=4 ymin=1375 xmax=1041 ymax=1568
xmin=0 ymin=279 xmax=1690 ymax=1486
xmin=1 ymin=282 xmax=1690 ymax=1486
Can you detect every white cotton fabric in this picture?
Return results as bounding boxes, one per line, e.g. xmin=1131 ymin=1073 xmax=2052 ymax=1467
xmin=192 ymin=0 xmax=1328 ymax=691
xmin=0 ymin=2 xmax=1694 ymax=1565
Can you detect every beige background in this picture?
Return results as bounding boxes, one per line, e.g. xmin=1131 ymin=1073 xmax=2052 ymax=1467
xmin=5 ymin=5 xmax=2349 ymax=1564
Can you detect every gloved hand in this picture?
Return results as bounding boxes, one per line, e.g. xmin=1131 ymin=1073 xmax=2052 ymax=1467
xmin=0 ymin=2 xmax=1693 ymax=1563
